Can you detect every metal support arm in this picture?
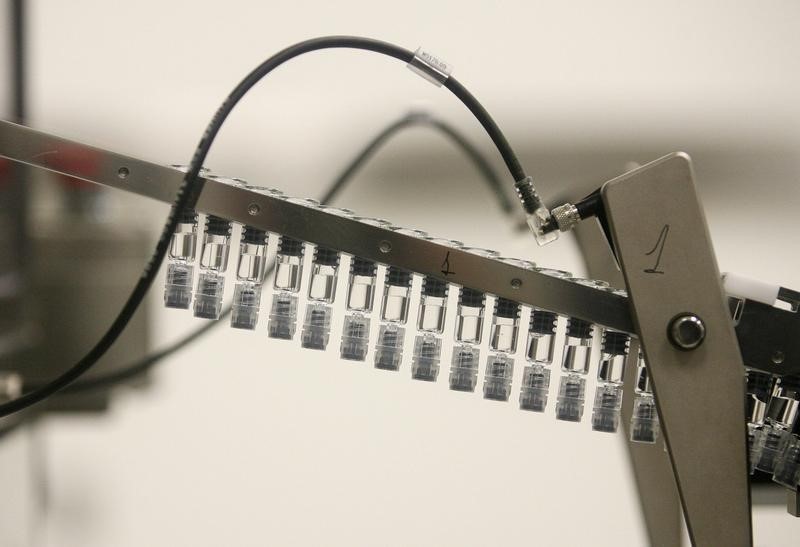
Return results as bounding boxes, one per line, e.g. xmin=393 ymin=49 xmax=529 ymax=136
xmin=602 ymin=153 xmax=752 ymax=546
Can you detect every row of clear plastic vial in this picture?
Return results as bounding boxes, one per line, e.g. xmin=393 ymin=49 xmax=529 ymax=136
xmin=745 ymin=369 xmax=800 ymax=489
xmin=162 ymin=177 xmax=660 ymax=443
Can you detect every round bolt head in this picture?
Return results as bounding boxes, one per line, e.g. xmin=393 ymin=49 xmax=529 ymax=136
xmin=247 ymin=203 xmax=261 ymax=216
xmin=668 ymin=313 xmax=706 ymax=351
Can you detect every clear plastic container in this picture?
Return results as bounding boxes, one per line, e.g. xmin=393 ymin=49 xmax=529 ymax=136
xmin=375 ymin=322 xmax=405 ymax=371
xmin=301 ymin=302 xmax=333 ymax=350
xmin=380 ymin=267 xmax=412 ymax=324
xmin=630 ymin=351 xmax=661 ymax=444
xmin=411 ymin=333 xmax=443 ymax=382
xmin=592 ymin=322 xmax=630 ymax=433
xmin=520 ymin=308 xmax=557 ymax=412
xmin=341 ymin=313 xmax=371 ymax=361
xmin=268 ymin=291 xmax=298 ymax=340
xmin=483 ymin=353 xmax=514 ymax=401
xmin=754 ymin=377 xmax=800 ymax=472
xmin=300 ymin=246 xmax=340 ymax=350
xmin=268 ymin=235 xmax=305 ymax=340
xmin=520 ymin=364 xmax=551 ymax=412
xmin=554 ymin=278 xmax=607 ymax=422
xmin=231 ymin=226 xmax=268 ymax=330
xmin=449 ymin=343 xmax=480 ymax=392
xmin=773 ymin=435 xmax=800 ymax=488
xmin=192 ymin=215 xmax=232 ymax=319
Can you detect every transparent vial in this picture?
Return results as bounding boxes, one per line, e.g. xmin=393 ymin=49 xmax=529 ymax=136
xmin=449 ymin=288 xmax=485 ymax=393
xmin=231 ymin=226 xmax=268 ymax=330
xmin=273 ymin=236 xmax=305 ymax=293
xmin=375 ymin=322 xmax=405 ymax=371
xmin=347 ymin=257 xmax=377 ymax=312
xmin=301 ymin=246 xmax=340 ymax=350
xmin=412 ymin=276 xmax=450 ymax=382
xmin=411 ymin=333 xmax=443 ymax=382
xmin=301 ymin=302 xmax=333 ymax=350
xmin=484 ymin=353 xmax=515 ymax=402
xmin=339 ymin=218 xmax=387 ymax=361
xmin=520 ymin=309 xmax=558 ymax=412
xmin=520 ymin=268 xmax=571 ymax=410
xmin=165 ymin=207 xmax=199 ymax=309
xmin=193 ymin=215 xmax=232 ymax=320
xmin=450 ymin=344 xmax=481 ymax=392
xmin=754 ymin=425 xmax=790 ymax=474
xmin=489 ymin=297 xmax=520 ymax=353
xmin=773 ymin=435 xmax=800 ymax=488
xmin=307 ymin=247 xmax=340 ymax=303
xmin=447 ymin=247 xmax=498 ymax=391
xmin=555 ymin=277 xmax=607 ymax=422
xmin=555 ymin=316 xmax=594 ymax=422
xmin=591 ymin=327 xmax=631 ymax=433
xmin=340 ymin=256 xmax=378 ymax=362
xmin=746 ymin=370 xmax=773 ymax=472
xmin=454 ymin=288 xmax=485 ymax=344
xmin=630 ymin=351 xmax=660 ymax=444
xmin=482 ymin=298 xmax=520 ymax=401
xmin=268 ymin=236 xmax=305 ymax=340
xmin=341 ymin=313 xmax=371 ymax=362
xmin=374 ymin=267 xmax=412 ymax=371
xmin=754 ymin=377 xmax=800 ymax=473
xmin=346 ymin=217 xmax=389 ymax=313
xmin=380 ymin=267 xmax=412 ymax=324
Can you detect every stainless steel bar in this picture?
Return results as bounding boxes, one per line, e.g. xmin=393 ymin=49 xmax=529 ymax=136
xmin=0 ymin=120 xmax=633 ymax=332
xmin=573 ymin=219 xmax=683 ymax=547
xmin=602 ymin=152 xmax=752 ymax=547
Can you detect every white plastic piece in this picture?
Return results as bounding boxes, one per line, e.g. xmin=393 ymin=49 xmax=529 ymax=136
xmin=722 ymin=272 xmax=780 ymax=306
xmin=407 ymin=47 xmax=452 ymax=87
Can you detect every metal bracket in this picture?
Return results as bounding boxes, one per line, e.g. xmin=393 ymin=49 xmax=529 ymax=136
xmin=602 ymin=153 xmax=752 ymax=546
xmin=0 ymin=119 xmax=631 ymax=331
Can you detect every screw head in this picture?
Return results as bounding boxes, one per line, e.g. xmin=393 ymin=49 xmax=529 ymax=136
xmin=668 ymin=313 xmax=706 ymax=351
xmin=117 ymin=166 xmax=130 ymax=179
xmin=247 ymin=202 xmax=261 ymax=216
xmin=379 ymin=240 xmax=392 ymax=253
xmin=511 ymin=278 xmax=522 ymax=289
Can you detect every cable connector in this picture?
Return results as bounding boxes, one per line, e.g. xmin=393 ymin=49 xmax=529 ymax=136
xmin=407 ymin=47 xmax=452 ymax=87
xmin=514 ymin=176 xmax=558 ymax=245
xmin=551 ymin=203 xmax=581 ymax=232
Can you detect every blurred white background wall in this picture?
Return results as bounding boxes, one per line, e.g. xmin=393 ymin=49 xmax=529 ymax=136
xmin=1 ymin=0 xmax=800 ymax=545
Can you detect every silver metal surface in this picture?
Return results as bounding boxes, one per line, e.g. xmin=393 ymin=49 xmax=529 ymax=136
xmin=0 ymin=120 xmax=633 ymax=332
xmin=551 ymin=202 xmax=580 ymax=232
xmin=602 ymin=152 xmax=752 ymax=546
xmin=573 ymin=218 xmax=683 ymax=547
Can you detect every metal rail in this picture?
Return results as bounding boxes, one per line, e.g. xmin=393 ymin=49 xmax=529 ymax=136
xmin=0 ymin=120 xmax=633 ymax=332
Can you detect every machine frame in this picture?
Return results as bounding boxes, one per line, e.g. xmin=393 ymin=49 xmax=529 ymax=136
xmin=3 ymin=119 xmax=798 ymax=546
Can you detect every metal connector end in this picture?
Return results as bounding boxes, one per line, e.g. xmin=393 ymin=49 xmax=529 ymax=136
xmin=551 ymin=203 xmax=581 ymax=232
xmin=514 ymin=176 xmax=558 ymax=245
